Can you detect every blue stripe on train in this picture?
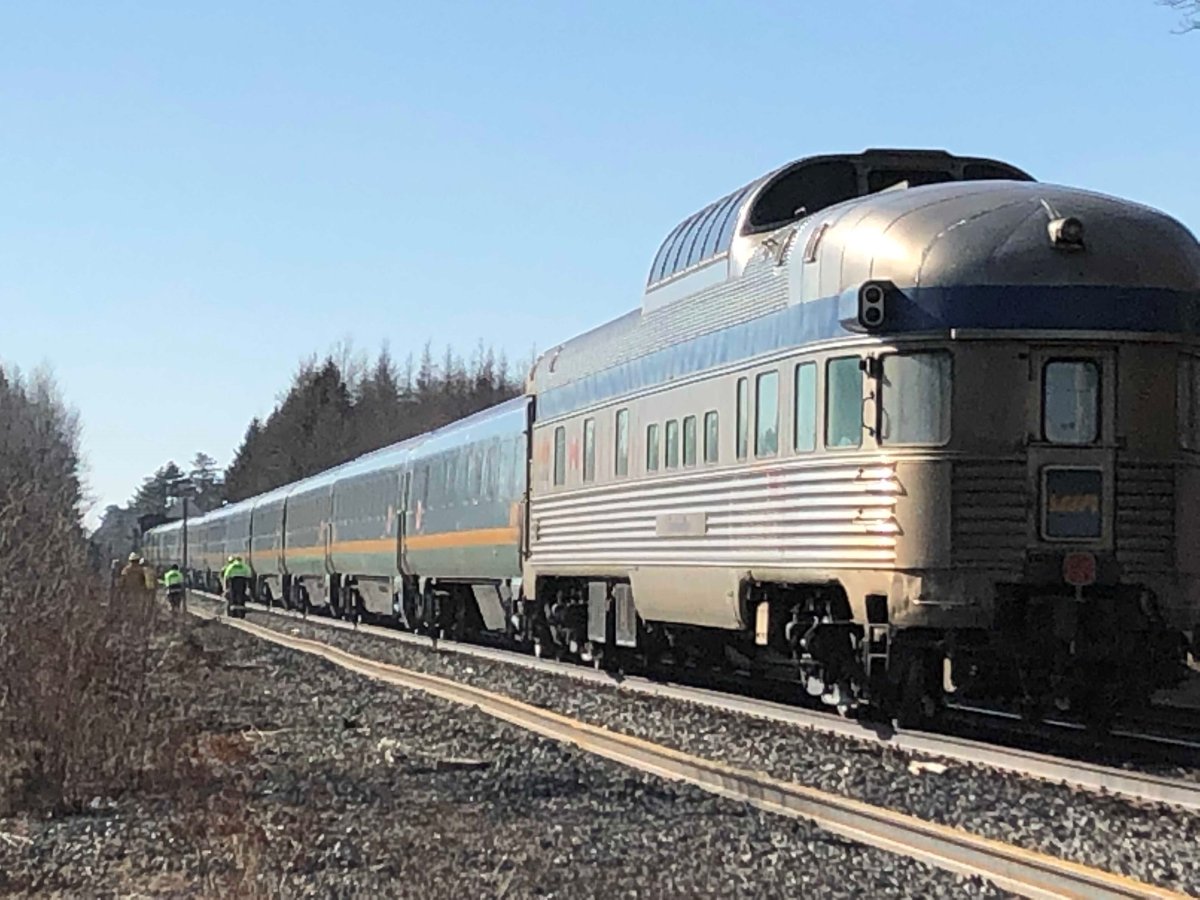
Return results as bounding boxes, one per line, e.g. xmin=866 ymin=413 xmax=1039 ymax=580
xmin=535 ymin=285 xmax=1200 ymax=421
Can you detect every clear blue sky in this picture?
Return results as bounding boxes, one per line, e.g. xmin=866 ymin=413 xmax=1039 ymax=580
xmin=0 ymin=1 xmax=1195 ymax=527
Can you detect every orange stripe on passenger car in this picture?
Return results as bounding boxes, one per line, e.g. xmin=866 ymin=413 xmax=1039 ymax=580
xmin=279 ymin=527 xmax=518 ymax=560
xmin=404 ymin=527 xmax=518 ymax=550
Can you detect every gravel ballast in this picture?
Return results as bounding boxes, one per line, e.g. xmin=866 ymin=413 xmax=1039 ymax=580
xmin=237 ymin=607 xmax=1200 ymax=896
xmin=0 ymin=616 xmax=1010 ymax=899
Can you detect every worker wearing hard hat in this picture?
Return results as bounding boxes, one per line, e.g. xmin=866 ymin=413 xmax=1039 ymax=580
xmin=117 ymin=552 xmax=150 ymax=603
xmin=221 ymin=555 xmax=252 ymax=618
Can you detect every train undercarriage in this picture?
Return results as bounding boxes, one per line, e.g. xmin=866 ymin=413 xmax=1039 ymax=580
xmin=514 ymin=576 xmax=1193 ymax=728
xmin=214 ymin=567 xmax=1192 ymax=729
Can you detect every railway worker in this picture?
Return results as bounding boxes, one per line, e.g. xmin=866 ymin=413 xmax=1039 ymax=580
xmin=221 ymin=555 xmax=252 ymax=616
xmin=161 ymin=563 xmax=186 ymax=613
xmin=117 ymin=552 xmax=152 ymax=604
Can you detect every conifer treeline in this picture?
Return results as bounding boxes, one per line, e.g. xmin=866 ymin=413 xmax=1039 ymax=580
xmin=222 ymin=341 xmax=528 ymax=502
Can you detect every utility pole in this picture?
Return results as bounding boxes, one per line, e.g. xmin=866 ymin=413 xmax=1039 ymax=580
xmin=168 ymin=476 xmax=196 ymax=585
xmin=182 ymin=495 xmax=189 ymax=582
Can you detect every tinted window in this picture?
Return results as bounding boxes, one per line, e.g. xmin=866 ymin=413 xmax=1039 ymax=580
xmin=683 ymin=204 xmax=721 ymax=269
xmin=826 ymin=357 xmax=863 ymax=448
xmin=651 ymin=222 xmax=686 ymax=282
xmin=666 ymin=212 xmax=703 ymax=277
xmin=881 ymin=352 xmax=952 ymax=445
xmin=699 ymin=195 xmax=736 ymax=258
xmin=1179 ymin=357 xmax=1200 ymax=451
xmin=553 ymin=426 xmax=566 ymax=486
xmin=1044 ymin=361 xmax=1099 ymax=445
xmin=510 ymin=437 xmax=524 ymax=495
xmin=867 ymin=168 xmax=954 ymax=192
xmin=683 ymin=415 xmax=697 ymax=467
xmin=793 ymin=362 xmax=817 ymax=452
xmin=469 ymin=451 xmax=482 ymax=498
xmin=646 ymin=424 xmax=660 ymax=472
xmin=497 ymin=441 xmax=511 ymax=497
xmin=748 ymin=160 xmax=859 ymax=232
xmin=704 ymin=411 xmax=719 ymax=463
xmin=755 ymin=371 xmax=779 ymax=457
xmin=715 ymin=186 xmax=752 ymax=251
xmin=665 ymin=419 xmax=680 ymax=469
xmin=964 ymin=162 xmax=1027 ymax=181
xmin=583 ymin=418 xmax=596 ymax=483
xmin=736 ymin=378 xmax=749 ymax=459
xmin=483 ymin=445 xmax=497 ymax=499
xmin=1043 ymin=467 xmax=1103 ymax=540
xmin=615 ymin=408 xmax=629 ymax=476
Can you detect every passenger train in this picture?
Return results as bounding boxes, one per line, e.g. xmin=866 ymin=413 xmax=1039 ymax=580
xmin=145 ymin=148 xmax=1200 ymax=723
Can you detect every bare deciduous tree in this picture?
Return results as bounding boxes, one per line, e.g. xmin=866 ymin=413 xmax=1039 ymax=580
xmin=1160 ymin=0 xmax=1200 ymax=32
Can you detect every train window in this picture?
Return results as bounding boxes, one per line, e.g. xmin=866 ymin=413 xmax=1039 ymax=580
xmin=553 ymin=427 xmax=566 ymax=486
xmin=736 ymin=378 xmax=749 ymax=459
xmin=748 ymin=160 xmax=859 ymax=233
xmin=650 ymin=221 xmax=685 ymax=283
xmin=429 ymin=459 xmax=443 ymax=506
xmin=665 ymin=419 xmax=680 ymax=469
xmin=826 ymin=357 xmax=864 ymax=448
xmin=666 ymin=211 xmax=703 ymax=278
xmin=683 ymin=416 xmax=697 ymax=467
xmin=615 ymin=408 xmax=629 ymax=476
xmin=508 ymin=439 xmax=523 ymax=496
xmin=583 ymin=418 xmax=596 ymax=483
xmin=1178 ymin=356 xmax=1200 ymax=451
xmin=1043 ymin=360 xmax=1099 ymax=445
xmin=484 ymin=444 xmax=497 ymax=499
xmin=646 ymin=424 xmax=660 ymax=471
xmin=964 ymin=162 xmax=1026 ymax=181
xmin=469 ymin=451 xmax=482 ymax=499
xmin=866 ymin=169 xmax=953 ymax=192
xmin=681 ymin=204 xmax=719 ymax=270
xmin=445 ymin=455 xmax=457 ymax=504
xmin=794 ymin=362 xmax=817 ymax=452
xmin=715 ymin=185 xmax=753 ymax=252
xmin=704 ymin=411 xmax=719 ymax=464
xmin=755 ymin=371 xmax=779 ymax=457
xmin=880 ymin=352 xmax=952 ymax=445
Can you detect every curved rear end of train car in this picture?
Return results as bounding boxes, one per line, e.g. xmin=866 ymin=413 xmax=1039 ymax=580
xmin=521 ymin=149 xmax=1200 ymax=720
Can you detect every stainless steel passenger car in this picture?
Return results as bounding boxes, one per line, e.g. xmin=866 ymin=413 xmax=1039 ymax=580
xmin=144 ymin=147 xmax=1200 ymax=720
xmin=521 ymin=149 xmax=1200 ymax=717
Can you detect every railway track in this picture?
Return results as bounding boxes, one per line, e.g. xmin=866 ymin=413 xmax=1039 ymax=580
xmin=187 ymin=590 xmax=1200 ymax=812
xmin=187 ymin=601 xmax=1184 ymax=899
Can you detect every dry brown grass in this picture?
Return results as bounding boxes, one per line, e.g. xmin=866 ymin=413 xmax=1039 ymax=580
xmin=0 ymin=517 xmax=171 ymax=815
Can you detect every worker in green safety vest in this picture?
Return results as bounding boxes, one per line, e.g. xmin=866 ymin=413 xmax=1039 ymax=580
xmin=161 ymin=564 xmax=186 ymax=613
xmin=221 ymin=555 xmax=252 ymax=617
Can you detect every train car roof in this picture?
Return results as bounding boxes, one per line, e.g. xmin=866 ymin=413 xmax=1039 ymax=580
xmin=644 ymin=149 xmax=1031 ymax=297
xmin=530 ymin=177 xmax=1200 ymax=420
xmin=405 ymin=396 xmax=529 ymax=461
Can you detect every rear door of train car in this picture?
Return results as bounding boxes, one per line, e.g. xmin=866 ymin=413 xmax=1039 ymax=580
xmin=1026 ymin=345 xmax=1116 ymax=579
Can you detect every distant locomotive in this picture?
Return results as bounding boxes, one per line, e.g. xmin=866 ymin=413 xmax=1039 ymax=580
xmin=145 ymin=149 xmax=1200 ymax=723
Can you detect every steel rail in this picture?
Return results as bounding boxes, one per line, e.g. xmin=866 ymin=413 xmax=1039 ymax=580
xmin=188 ymin=591 xmax=1200 ymax=811
xmin=193 ymin=607 xmax=1182 ymax=900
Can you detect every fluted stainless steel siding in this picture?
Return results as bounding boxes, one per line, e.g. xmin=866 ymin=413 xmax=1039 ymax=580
xmin=529 ymin=458 xmax=899 ymax=569
xmin=1116 ymin=461 xmax=1175 ymax=574
xmin=951 ymin=459 xmax=1026 ymax=571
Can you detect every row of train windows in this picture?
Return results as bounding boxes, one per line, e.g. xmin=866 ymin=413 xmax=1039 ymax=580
xmin=551 ymin=407 xmax=718 ymax=486
xmin=732 ymin=353 xmax=952 ymax=454
xmin=550 ymin=351 xmax=953 ymax=485
xmin=419 ymin=438 xmax=522 ymax=507
xmin=645 ymin=412 xmax=719 ymax=472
